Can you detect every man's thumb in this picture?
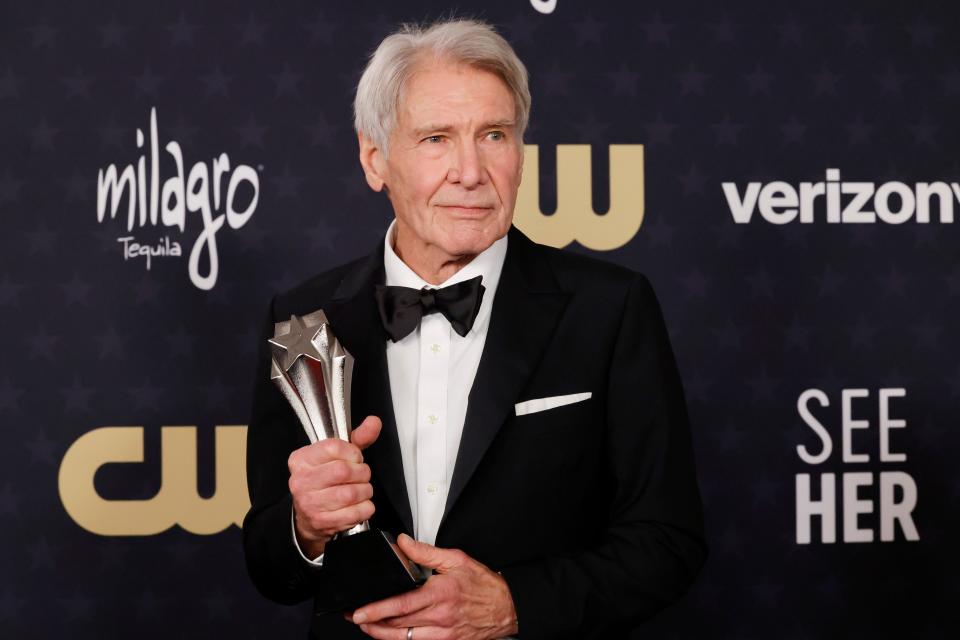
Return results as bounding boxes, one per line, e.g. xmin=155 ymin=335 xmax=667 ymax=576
xmin=350 ymin=415 xmax=382 ymax=451
xmin=398 ymin=534 xmax=458 ymax=572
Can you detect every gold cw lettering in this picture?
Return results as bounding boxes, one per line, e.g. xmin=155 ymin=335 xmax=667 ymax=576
xmin=58 ymin=426 xmax=249 ymax=536
xmin=514 ymin=144 xmax=645 ymax=250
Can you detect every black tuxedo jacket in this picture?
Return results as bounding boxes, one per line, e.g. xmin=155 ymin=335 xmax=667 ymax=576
xmin=243 ymin=226 xmax=706 ymax=639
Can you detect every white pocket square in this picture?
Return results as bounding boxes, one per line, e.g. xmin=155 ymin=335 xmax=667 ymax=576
xmin=514 ymin=392 xmax=592 ymax=417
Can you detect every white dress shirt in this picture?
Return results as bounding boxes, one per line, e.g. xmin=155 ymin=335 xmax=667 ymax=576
xmin=383 ymin=220 xmax=508 ymax=545
xmin=293 ymin=221 xmax=508 ymax=560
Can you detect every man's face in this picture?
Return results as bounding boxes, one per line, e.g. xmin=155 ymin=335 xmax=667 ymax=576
xmin=365 ymin=60 xmax=523 ymax=262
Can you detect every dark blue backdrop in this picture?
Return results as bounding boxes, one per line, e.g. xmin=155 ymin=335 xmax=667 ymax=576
xmin=1 ymin=0 xmax=958 ymax=637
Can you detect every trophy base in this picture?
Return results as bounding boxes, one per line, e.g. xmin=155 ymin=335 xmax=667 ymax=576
xmin=314 ymin=529 xmax=426 ymax=615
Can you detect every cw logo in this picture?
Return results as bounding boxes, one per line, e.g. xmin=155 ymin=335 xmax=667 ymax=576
xmin=59 ymin=426 xmax=249 ymax=536
xmin=515 ymin=144 xmax=645 ymax=250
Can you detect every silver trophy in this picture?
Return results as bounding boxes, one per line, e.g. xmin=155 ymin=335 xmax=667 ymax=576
xmin=269 ymin=310 xmax=424 ymax=613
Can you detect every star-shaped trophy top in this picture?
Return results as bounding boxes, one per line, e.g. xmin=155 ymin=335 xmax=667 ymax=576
xmin=268 ymin=314 xmax=326 ymax=371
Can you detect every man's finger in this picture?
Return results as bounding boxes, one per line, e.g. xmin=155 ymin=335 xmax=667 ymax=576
xmin=368 ymin=575 xmax=459 ymax=629
xmin=289 ymin=460 xmax=370 ymax=494
xmin=351 ymin=415 xmax=382 ymax=451
xmin=352 ymin=584 xmax=432 ymax=624
xmin=303 ymin=482 xmax=374 ymax=512
xmin=397 ymin=534 xmax=465 ymax=573
xmin=376 ymin=605 xmax=451 ymax=631
xmin=358 ymin=623 xmax=447 ymax=640
xmin=289 ymin=438 xmax=363 ymax=468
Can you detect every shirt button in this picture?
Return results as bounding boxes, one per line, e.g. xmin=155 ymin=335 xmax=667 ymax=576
xmin=427 ymin=414 xmax=438 ymax=425
xmin=426 ymin=483 xmax=440 ymax=495
xmin=430 ymin=343 xmax=441 ymax=354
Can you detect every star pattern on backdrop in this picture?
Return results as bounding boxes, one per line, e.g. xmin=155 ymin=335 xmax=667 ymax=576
xmin=304 ymin=12 xmax=338 ymax=46
xmin=166 ymin=12 xmax=199 ymax=46
xmin=2 ymin=4 xmax=957 ymax=638
xmin=97 ymin=15 xmax=130 ymax=48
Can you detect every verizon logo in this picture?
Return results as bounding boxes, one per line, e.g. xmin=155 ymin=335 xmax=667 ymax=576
xmin=723 ymin=169 xmax=959 ymax=224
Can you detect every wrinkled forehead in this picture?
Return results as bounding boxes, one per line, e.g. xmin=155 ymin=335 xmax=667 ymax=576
xmin=396 ymin=57 xmax=517 ymax=129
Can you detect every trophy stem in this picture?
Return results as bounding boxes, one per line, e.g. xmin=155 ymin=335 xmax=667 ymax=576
xmin=270 ymin=311 xmax=425 ymax=613
xmin=342 ymin=522 xmax=371 ymax=537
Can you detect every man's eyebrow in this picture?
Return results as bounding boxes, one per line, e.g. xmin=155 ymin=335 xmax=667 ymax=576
xmin=413 ymin=124 xmax=453 ymax=137
xmin=412 ymin=121 xmax=517 ymax=137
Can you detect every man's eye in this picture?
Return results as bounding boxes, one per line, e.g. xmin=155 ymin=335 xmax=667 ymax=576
xmin=487 ymin=131 xmax=505 ymax=141
xmin=424 ymin=135 xmax=444 ymax=143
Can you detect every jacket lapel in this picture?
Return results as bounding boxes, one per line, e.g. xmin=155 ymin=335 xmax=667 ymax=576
xmin=323 ymin=245 xmax=415 ymax=536
xmin=320 ymin=226 xmax=569 ymax=537
xmin=442 ymin=227 xmax=569 ymax=525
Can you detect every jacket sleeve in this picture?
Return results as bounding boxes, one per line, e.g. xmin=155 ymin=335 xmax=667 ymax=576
xmin=498 ymin=274 xmax=708 ymax=638
xmin=241 ymin=297 xmax=337 ymax=606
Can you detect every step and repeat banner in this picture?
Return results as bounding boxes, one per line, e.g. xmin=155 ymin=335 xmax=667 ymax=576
xmin=2 ymin=0 xmax=957 ymax=637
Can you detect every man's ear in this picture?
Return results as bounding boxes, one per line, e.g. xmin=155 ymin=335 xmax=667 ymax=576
xmin=358 ymin=133 xmax=387 ymax=192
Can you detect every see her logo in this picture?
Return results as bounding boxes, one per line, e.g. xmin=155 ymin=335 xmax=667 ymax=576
xmin=795 ymin=388 xmax=919 ymax=544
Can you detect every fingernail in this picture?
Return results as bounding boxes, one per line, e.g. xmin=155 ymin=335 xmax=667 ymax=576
xmin=353 ymin=611 xmax=367 ymax=624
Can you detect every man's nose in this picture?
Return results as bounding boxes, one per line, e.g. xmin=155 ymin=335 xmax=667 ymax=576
xmin=448 ymin=140 xmax=484 ymax=188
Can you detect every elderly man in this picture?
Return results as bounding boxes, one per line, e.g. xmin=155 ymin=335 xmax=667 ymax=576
xmin=244 ymin=18 xmax=706 ymax=640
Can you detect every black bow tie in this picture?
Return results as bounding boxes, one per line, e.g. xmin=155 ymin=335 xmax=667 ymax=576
xmin=375 ymin=275 xmax=485 ymax=342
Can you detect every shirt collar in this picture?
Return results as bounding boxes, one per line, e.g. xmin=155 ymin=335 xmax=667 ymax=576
xmin=382 ymin=219 xmax=508 ymax=292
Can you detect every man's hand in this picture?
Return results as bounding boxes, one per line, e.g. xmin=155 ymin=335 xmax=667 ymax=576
xmin=288 ymin=415 xmax=382 ymax=558
xmin=349 ymin=534 xmax=518 ymax=640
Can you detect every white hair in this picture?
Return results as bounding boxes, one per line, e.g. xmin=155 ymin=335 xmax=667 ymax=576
xmin=353 ymin=19 xmax=531 ymax=155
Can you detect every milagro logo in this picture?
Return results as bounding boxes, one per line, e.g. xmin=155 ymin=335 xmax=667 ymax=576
xmin=723 ymin=169 xmax=959 ymax=225
xmin=96 ymin=107 xmax=260 ymax=290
